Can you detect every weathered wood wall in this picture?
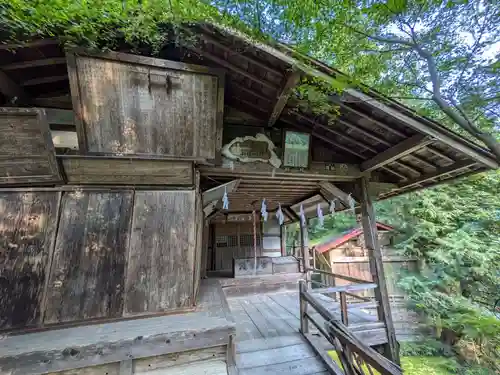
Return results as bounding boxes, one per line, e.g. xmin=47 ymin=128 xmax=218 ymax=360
xmin=0 ymin=188 xmax=202 ymax=332
xmin=68 ymin=53 xmax=224 ymax=159
xmin=124 ymin=190 xmax=196 ymax=315
xmin=44 ymin=191 xmax=133 ymax=324
xmin=0 ymin=192 xmax=59 ymax=330
xmin=0 ymin=108 xmax=61 ymax=185
xmin=60 ymin=157 xmax=194 ymax=185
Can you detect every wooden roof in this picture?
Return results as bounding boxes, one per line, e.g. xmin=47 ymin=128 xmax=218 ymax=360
xmin=315 ymin=223 xmax=394 ymax=254
xmin=0 ymin=23 xmax=497 ymax=207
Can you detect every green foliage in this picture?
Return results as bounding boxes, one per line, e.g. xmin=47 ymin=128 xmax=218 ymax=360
xmin=400 ymin=339 xmax=449 ymax=357
xmin=376 ymin=170 xmax=500 ymax=369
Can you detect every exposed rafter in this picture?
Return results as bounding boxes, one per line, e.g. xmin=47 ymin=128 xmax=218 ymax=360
xmin=318 ymin=182 xmax=352 ymax=208
xmin=268 ymin=71 xmax=300 ymax=128
xmin=398 ymin=160 xmax=476 ymax=190
xmin=21 ymin=75 xmax=68 ymax=86
xmin=0 ymin=39 xmax=58 ymax=50
xmin=199 ymin=34 xmax=284 ymax=77
xmin=288 ymin=110 xmax=423 ymax=176
xmin=2 ymin=57 xmax=67 ymax=71
xmin=186 ymin=45 xmax=278 ymax=91
xmin=333 ymin=98 xmax=406 ymax=138
xmin=346 ymin=90 xmax=498 ymax=169
xmin=202 ymin=179 xmax=241 ymax=205
xmin=361 ymin=134 xmax=433 ymax=172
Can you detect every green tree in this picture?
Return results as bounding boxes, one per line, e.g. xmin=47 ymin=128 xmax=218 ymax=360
xmin=376 ymin=170 xmax=500 ymax=368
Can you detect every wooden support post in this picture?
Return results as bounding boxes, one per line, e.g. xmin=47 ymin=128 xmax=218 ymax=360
xmin=357 ymin=176 xmax=400 ymax=364
xmin=281 ymin=224 xmax=287 ymax=256
xmin=299 ymin=280 xmax=309 ymax=334
xmin=339 ymin=292 xmax=348 ymax=326
xmin=299 ymin=218 xmax=310 ymax=279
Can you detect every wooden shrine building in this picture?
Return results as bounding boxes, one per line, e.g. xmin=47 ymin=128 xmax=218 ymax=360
xmin=0 ymin=24 xmax=497 ymax=375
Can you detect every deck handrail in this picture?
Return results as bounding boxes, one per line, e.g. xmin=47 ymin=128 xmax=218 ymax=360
xmin=299 ymin=280 xmax=402 ymax=375
xmin=306 ymin=267 xmax=373 ymax=284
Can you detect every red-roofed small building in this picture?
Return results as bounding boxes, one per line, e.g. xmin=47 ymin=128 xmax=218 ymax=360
xmin=313 ymin=223 xmax=417 ymax=300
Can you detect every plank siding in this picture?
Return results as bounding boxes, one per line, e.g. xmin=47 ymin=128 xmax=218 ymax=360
xmin=69 ymin=54 xmax=222 ymax=159
xmin=0 ymin=108 xmax=60 ymax=185
xmin=61 ymin=157 xmax=194 ymax=186
xmin=124 ymin=190 xmax=196 ymax=315
xmin=0 ymin=192 xmax=59 ymax=330
xmin=44 ymin=191 xmax=133 ymax=324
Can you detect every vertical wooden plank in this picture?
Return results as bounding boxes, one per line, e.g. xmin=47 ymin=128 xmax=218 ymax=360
xmin=357 ymin=176 xmax=400 ymax=364
xmin=339 ymin=292 xmax=348 ymax=326
xmin=66 ymin=52 xmax=88 ymax=153
xmin=299 ymin=280 xmax=309 ymax=334
xmin=215 ymin=73 xmax=225 ymax=164
xmin=300 ymin=219 xmax=310 ymax=284
xmin=44 ymin=191 xmax=133 ymax=324
xmin=193 ymin=172 xmax=203 ymax=301
xmin=124 ymin=190 xmax=196 ymax=315
xmin=0 ymin=192 xmax=59 ymax=330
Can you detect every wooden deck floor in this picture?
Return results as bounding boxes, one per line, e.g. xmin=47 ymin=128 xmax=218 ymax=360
xmin=226 ymin=291 xmax=388 ymax=374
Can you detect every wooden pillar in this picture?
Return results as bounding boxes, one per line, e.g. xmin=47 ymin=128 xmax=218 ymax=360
xmin=299 ymin=218 xmax=310 ymax=284
xmin=299 ymin=280 xmax=309 ymax=334
xmin=357 ymin=176 xmax=400 ymax=364
xmin=280 ymin=224 xmax=286 ymax=256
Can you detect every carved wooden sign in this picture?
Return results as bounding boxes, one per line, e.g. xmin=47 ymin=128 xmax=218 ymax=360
xmin=221 ymin=133 xmax=281 ymax=168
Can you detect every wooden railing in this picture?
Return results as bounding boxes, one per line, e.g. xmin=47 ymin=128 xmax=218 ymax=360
xmin=299 ymin=280 xmax=402 ymax=375
xmin=306 ymin=268 xmax=378 ymax=326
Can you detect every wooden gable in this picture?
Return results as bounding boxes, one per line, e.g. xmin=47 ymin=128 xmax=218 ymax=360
xmin=0 ymin=108 xmax=61 ymax=185
xmin=67 ymin=51 xmax=224 ymax=160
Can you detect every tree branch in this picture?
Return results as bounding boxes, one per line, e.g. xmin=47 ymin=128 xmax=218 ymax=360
xmin=343 ymin=24 xmax=415 ymax=46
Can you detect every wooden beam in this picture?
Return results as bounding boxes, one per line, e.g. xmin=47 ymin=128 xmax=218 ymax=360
xmin=361 ymin=134 xmax=433 ymax=172
xmin=0 ymin=39 xmax=58 ymax=50
xmin=318 ymin=182 xmax=352 ymax=208
xmin=199 ymin=34 xmax=283 ymax=77
xmin=199 ymin=161 xmax=361 ymax=181
xmin=346 ymin=90 xmax=498 ymax=169
xmin=202 ymin=179 xmax=240 ymax=205
xmin=2 ymin=57 xmax=67 ymax=70
xmin=398 ymin=160 xmax=476 ymax=190
xmin=268 ymin=71 xmax=300 ymax=127
xmin=186 ymin=45 xmax=278 ymax=91
xmin=212 ymin=25 xmax=494 ymax=169
xmin=282 ymin=118 xmax=411 ymax=181
xmin=290 ymin=110 xmax=425 ymax=175
xmin=229 ymin=82 xmax=273 ymax=102
xmin=335 ymin=99 xmax=406 ymax=138
xmin=0 ymin=70 xmax=28 ymax=103
xmin=203 ymin=200 xmax=218 ymax=218
xmin=21 ymin=75 xmax=68 ymax=86
xmin=291 ymin=110 xmax=379 ymax=154
xmin=357 ymin=176 xmax=400 ymax=364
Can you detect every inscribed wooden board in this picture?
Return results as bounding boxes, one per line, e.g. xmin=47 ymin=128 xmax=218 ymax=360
xmin=283 ymin=131 xmax=310 ymax=168
xmin=0 ymin=191 xmax=59 ymax=330
xmin=124 ymin=190 xmax=196 ymax=315
xmin=69 ymin=54 xmax=221 ymax=159
xmin=0 ymin=108 xmax=60 ymax=185
xmin=44 ymin=191 xmax=133 ymax=324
